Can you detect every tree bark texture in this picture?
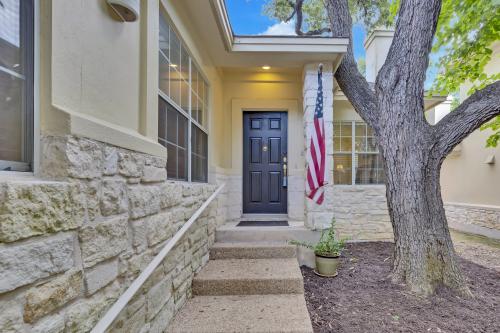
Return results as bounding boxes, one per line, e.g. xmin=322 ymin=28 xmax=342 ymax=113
xmin=324 ymin=0 xmax=500 ymax=295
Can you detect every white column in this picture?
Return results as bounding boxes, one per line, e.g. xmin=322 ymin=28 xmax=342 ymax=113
xmin=302 ymin=62 xmax=335 ymax=230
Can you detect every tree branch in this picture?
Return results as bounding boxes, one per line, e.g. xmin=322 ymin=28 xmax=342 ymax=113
xmin=296 ymin=27 xmax=331 ymax=35
xmin=291 ymin=0 xmax=331 ymax=36
xmin=377 ymin=0 xmax=442 ymax=96
xmin=434 ymin=81 xmax=500 ymax=158
xmin=285 ymin=8 xmax=296 ymax=22
xmin=324 ymin=0 xmax=379 ymax=130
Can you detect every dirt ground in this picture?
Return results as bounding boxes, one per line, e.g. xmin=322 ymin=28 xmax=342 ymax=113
xmin=302 ymin=241 xmax=500 ymax=333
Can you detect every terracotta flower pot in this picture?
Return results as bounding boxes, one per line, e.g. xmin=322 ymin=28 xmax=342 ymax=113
xmin=315 ymin=253 xmax=340 ymax=277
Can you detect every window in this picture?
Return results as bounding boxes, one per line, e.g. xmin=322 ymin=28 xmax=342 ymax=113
xmin=158 ymin=9 xmax=209 ymax=182
xmin=333 ymin=121 xmax=385 ymax=185
xmin=0 ymin=0 xmax=34 ymax=172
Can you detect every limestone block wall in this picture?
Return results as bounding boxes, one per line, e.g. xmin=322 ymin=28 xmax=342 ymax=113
xmin=445 ymin=202 xmax=500 ymax=238
xmin=0 ymin=135 xmax=225 ymax=332
xmin=307 ymin=185 xmax=393 ymax=240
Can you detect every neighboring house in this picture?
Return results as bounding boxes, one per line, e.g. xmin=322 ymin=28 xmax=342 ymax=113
xmin=0 ymin=1 xmax=497 ymax=332
xmin=439 ymin=42 xmax=500 ymax=239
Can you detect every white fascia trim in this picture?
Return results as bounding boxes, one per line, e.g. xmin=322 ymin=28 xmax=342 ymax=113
xmin=210 ymin=0 xmax=234 ymax=51
xmin=233 ymin=37 xmax=348 ymax=53
xmin=363 ymin=29 xmax=395 ymax=49
xmin=210 ymin=0 xmax=348 ymax=54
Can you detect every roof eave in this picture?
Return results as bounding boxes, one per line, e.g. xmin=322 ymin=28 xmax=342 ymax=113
xmin=210 ymin=0 xmax=349 ymax=55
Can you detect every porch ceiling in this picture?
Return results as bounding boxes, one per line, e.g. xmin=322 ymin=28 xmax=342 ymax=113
xmin=180 ymin=0 xmax=348 ymax=69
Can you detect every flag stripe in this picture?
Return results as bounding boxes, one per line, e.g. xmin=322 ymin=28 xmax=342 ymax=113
xmin=305 ymin=66 xmax=327 ymax=205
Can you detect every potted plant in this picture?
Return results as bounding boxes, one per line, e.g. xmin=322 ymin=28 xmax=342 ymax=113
xmin=290 ymin=219 xmax=346 ymax=277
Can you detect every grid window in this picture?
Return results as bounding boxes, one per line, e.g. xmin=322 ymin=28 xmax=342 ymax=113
xmin=0 ymin=0 xmax=34 ymax=172
xmin=333 ymin=121 xmax=385 ymax=185
xmin=159 ymin=9 xmax=208 ymax=182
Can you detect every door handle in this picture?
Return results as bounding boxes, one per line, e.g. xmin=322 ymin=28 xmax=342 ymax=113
xmin=282 ymin=155 xmax=288 ymax=187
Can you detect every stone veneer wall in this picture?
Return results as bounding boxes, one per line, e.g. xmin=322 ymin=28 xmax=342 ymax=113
xmin=0 ymin=135 xmax=227 ymax=333
xmin=445 ymin=202 xmax=500 ymax=238
xmin=306 ymin=185 xmax=393 ymax=240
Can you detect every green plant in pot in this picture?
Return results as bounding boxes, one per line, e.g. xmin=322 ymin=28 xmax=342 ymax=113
xmin=290 ymin=219 xmax=346 ymax=277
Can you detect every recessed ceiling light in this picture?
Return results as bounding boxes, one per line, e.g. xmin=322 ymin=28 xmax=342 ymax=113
xmin=262 ymin=66 xmax=271 ymax=70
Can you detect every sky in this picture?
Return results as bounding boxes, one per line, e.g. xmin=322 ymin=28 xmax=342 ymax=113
xmin=225 ymin=0 xmax=436 ymax=88
xmin=225 ymin=0 xmax=367 ymax=60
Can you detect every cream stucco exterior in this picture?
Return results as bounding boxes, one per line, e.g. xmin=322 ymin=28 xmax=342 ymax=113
xmin=440 ymin=42 xmax=500 ymax=207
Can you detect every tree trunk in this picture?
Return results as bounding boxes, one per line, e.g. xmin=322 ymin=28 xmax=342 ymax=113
xmin=380 ymin=128 xmax=470 ymax=296
xmin=323 ymin=0 xmax=499 ymax=296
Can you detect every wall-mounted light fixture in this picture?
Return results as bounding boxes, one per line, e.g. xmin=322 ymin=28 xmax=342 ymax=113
xmin=107 ymin=0 xmax=139 ymax=22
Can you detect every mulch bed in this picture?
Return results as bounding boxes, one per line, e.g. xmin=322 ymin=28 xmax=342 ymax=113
xmin=301 ymin=242 xmax=500 ymax=333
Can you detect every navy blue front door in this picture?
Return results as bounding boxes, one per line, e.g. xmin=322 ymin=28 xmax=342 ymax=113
xmin=243 ymin=112 xmax=288 ymax=214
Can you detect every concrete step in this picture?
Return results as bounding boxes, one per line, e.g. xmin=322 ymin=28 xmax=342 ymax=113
xmin=167 ymin=294 xmax=314 ymax=333
xmin=216 ymin=225 xmax=320 ymax=244
xmin=209 ymin=242 xmax=296 ymax=260
xmin=192 ymin=258 xmax=304 ymax=296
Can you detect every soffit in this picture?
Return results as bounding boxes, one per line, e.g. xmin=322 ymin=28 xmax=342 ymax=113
xmin=179 ymin=0 xmax=348 ymax=69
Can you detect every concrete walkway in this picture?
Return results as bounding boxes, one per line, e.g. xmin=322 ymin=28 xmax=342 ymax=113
xmin=167 ymin=240 xmax=313 ymax=333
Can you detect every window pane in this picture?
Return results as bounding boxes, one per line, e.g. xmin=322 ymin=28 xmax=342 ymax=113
xmin=0 ymin=0 xmax=33 ymax=171
xmin=159 ymin=13 xmax=169 ymax=58
xmin=355 ymin=137 xmax=367 ymax=152
xmin=180 ymin=45 xmax=189 ymax=81
xmin=0 ymin=71 xmax=23 ymax=162
xmin=367 ymin=137 xmax=378 ymax=152
xmin=191 ymin=125 xmax=207 ymax=182
xmin=340 ymin=137 xmax=352 ymax=152
xmin=333 ymin=154 xmax=352 ymax=185
xmin=159 ymin=98 xmax=188 ymax=181
xmin=334 ymin=138 xmax=341 ymax=152
xmin=166 ymin=104 xmax=177 ymax=144
xmin=178 ymin=113 xmax=188 ymax=149
xmin=158 ymin=97 xmax=166 ymax=141
xmin=178 ymin=147 xmax=187 ymax=180
xmin=355 ymin=122 xmax=366 ymax=136
xmin=333 ymin=122 xmax=340 ymax=137
xmin=169 ymin=69 xmax=181 ymax=106
xmin=191 ymin=92 xmax=198 ymax=123
xmin=341 ymin=122 xmax=352 ymax=136
xmin=355 ymin=154 xmax=385 ymax=184
xmin=198 ymin=99 xmax=204 ymax=126
xmin=0 ymin=0 xmax=22 ymax=74
xmin=166 ymin=143 xmax=177 ymax=178
xmin=191 ymin=65 xmax=199 ymax=98
xmin=180 ymin=79 xmax=189 ymax=112
xmin=158 ymin=52 xmax=169 ymax=97
xmin=169 ymin=30 xmax=180 ymax=69
xmin=203 ymin=82 xmax=209 ymax=106
xmin=199 ymin=79 xmax=204 ymax=106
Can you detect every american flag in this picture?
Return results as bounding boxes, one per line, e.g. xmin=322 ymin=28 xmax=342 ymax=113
xmin=306 ymin=65 xmax=327 ymax=205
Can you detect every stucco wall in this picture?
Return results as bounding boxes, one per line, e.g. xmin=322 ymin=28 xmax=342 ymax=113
xmin=39 ymin=0 xmax=225 ymax=173
xmin=220 ymin=69 xmax=305 ymax=219
xmin=439 ymin=42 xmax=500 ymax=235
